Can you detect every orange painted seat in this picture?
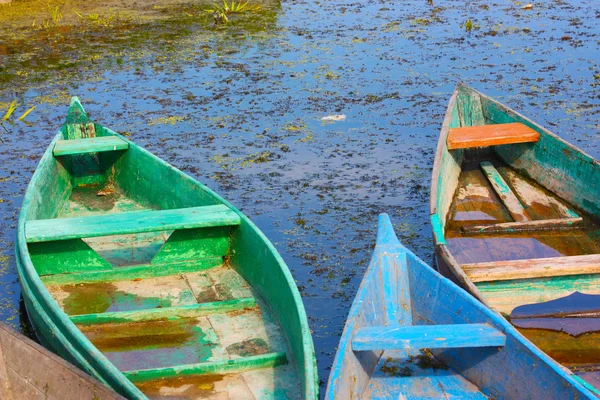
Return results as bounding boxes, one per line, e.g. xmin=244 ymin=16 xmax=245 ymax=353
xmin=447 ymin=122 xmax=540 ymax=150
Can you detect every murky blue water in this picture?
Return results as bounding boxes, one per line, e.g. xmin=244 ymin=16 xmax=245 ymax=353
xmin=1 ymin=0 xmax=599 ymax=391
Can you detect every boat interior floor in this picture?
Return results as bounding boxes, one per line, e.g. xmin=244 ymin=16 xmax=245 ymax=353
xmin=362 ymin=349 xmax=487 ymax=399
xmin=38 ymin=184 xmax=300 ymax=399
xmin=444 ymin=158 xmax=600 ymax=393
xmin=446 ymin=158 xmax=600 ymax=266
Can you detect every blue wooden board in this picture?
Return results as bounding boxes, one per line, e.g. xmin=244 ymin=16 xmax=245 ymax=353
xmin=363 ymin=350 xmax=487 ymax=400
xmin=352 ymin=323 xmax=505 ymax=351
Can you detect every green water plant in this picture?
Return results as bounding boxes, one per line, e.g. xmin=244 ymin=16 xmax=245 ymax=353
xmin=44 ymin=5 xmax=62 ymax=28
xmin=465 ymin=19 xmax=473 ymax=32
xmin=205 ymin=1 xmax=259 ymax=24
xmin=18 ymin=106 xmax=36 ymax=121
xmin=1 ymin=100 xmax=17 ymax=122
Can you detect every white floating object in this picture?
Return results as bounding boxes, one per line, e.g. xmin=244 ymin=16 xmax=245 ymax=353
xmin=321 ymin=114 xmax=347 ymax=122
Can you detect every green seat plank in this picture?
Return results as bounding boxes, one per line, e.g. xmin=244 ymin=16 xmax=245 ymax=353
xmin=53 ymin=136 xmax=129 ymax=156
xmin=352 ymin=323 xmax=506 ymax=351
xmin=25 ymin=204 xmax=240 ymax=243
xmin=70 ymin=297 xmax=257 ymax=325
xmin=123 ymin=352 xmax=288 ymax=383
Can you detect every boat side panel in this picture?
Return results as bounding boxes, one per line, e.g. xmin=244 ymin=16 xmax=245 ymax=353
xmin=230 ymin=222 xmax=318 ymax=399
xmin=23 ymin=135 xmax=72 ymax=221
xmin=481 ymin=96 xmax=600 ymax=218
xmin=408 ymin=249 xmax=594 ymax=399
xmin=112 ymin=139 xmax=222 ymax=210
xmin=430 ymin=88 xmax=463 ymax=231
xmin=324 ymin=250 xmax=386 ymax=399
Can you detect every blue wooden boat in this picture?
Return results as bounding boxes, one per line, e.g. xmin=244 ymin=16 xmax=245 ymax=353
xmin=325 ymin=213 xmax=596 ymax=399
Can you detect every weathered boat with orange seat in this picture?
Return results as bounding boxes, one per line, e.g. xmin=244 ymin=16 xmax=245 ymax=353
xmin=16 ymin=97 xmax=318 ymax=399
xmin=430 ymin=83 xmax=600 ymax=393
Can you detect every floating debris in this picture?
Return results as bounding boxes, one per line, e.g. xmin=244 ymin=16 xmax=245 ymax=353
xmin=321 ymin=114 xmax=346 ymax=122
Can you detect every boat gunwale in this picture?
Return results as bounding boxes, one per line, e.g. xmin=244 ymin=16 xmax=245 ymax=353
xmin=16 ymin=114 xmax=318 ymax=398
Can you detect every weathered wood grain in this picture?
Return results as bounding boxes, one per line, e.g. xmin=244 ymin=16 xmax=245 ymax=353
xmin=0 ymin=323 xmax=124 ymax=400
xmin=480 ymin=161 xmax=530 ymax=222
xmin=448 ymin=123 xmax=539 ymax=150
xmin=463 ymin=254 xmax=600 ymax=283
xmin=352 ymin=324 xmax=506 ymax=351
xmin=461 ymin=217 xmax=583 ymax=234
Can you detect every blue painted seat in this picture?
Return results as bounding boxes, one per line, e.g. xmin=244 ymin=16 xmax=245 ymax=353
xmin=352 ymin=323 xmax=506 ymax=351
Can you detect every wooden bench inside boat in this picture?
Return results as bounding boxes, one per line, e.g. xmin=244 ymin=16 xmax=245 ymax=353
xmin=462 ymin=254 xmax=600 ymax=283
xmin=53 ymin=136 xmax=129 ymax=156
xmin=447 ymin=122 xmax=540 ymax=150
xmin=352 ymin=323 xmax=506 ymax=351
xmin=25 ymin=204 xmax=240 ymax=243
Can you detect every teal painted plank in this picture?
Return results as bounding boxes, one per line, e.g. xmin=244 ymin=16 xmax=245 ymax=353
xmin=352 ymin=324 xmax=506 ymax=351
xmin=123 ymin=352 xmax=288 ymax=383
xmin=70 ymin=297 xmax=256 ymax=325
xmin=430 ymin=213 xmax=446 ymax=245
xmin=53 ymin=136 xmax=129 ymax=156
xmin=40 ymin=257 xmax=222 ymax=285
xmin=25 ymin=204 xmax=240 ymax=243
xmin=480 ymin=161 xmax=529 ymax=222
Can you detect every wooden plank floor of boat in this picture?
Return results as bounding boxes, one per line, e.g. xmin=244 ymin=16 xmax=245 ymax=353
xmin=40 ymin=186 xmax=300 ymax=399
xmin=362 ymin=349 xmax=487 ymax=399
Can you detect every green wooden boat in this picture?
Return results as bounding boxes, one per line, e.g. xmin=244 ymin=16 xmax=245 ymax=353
xmin=430 ymin=83 xmax=600 ymax=393
xmin=16 ymin=97 xmax=318 ymax=399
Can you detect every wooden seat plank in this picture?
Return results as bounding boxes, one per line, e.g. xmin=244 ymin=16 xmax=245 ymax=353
xmin=461 ymin=217 xmax=583 ymax=234
xmin=53 ymin=136 xmax=129 ymax=156
xmin=447 ymin=122 xmax=540 ymax=150
xmin=480 ymin=161 xmax=529 ymax=222
xmin=25 ymin=204 xmax=240 ymax=243
xmin=463 ymin=254 xmax=600 ymax=283
xmin=352 ymin=324 xmax=506 ymax=351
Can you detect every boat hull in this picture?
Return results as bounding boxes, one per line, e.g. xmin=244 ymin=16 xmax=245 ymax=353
xmin=16 ymin=99 xmax=318 ymax=399
xmin=327 ymin=214 xmax=595 ymax=399
xmin=429 ymin=83 xmax=600 ymax=394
